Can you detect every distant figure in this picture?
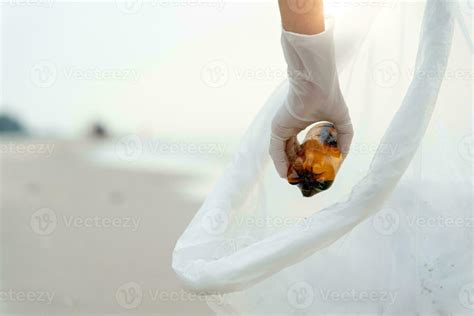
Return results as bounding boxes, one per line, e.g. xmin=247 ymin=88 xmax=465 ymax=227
xmin=0 ymin=113 xmax=26 ymax=134
xmin=90 ymin=122 xmax=108 ymax=139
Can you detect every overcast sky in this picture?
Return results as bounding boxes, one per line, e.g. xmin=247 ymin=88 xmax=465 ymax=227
xmin=5 ymin=1 xmax=467 ymax=139
xmin=2 ymin=1 xmax=287 ymax=137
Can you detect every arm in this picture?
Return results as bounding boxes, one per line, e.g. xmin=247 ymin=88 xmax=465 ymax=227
xmin=279 ymin=0 xmax=325 ymax=35
xmin=269 ymin=0 xmax=353 ymax=179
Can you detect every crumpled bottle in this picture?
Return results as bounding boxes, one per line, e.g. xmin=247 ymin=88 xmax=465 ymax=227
xmin=286 ymin=122 xmax=343 ymax=197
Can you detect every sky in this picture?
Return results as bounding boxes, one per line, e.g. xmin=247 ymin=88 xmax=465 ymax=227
xmin=1 ymin=1 xmax=287 ymax=138
xmin=2 ymin=0 xmax=471 ymax=139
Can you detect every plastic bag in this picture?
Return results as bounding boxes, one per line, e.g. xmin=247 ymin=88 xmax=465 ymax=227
xmin=173 ymin=0 xmax=473 ymax=314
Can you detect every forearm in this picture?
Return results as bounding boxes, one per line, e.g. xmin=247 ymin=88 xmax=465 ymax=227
xmin=278 ymin=0 xmax=325 ymax=35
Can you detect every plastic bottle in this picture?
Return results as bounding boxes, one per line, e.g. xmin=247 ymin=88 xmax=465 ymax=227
xmin=286 ymin=122 xmax=343 ymax=197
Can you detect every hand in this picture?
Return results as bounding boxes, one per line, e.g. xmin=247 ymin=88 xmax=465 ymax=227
xmin=269 ymin=18 xmax=354 ymax=178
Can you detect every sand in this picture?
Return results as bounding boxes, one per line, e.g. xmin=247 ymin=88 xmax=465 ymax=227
xmin=0 ymin=137 xmax=214 ymax=315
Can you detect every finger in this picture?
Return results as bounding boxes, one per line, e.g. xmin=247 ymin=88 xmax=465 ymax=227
xmin=335 ymin=123 xmax=354 ymax=158
xmin=285 ymin=136 xmax=300 ymax=158
xmin=330 ymin=105 xmax=353 ymax=158
xmin=269 ymin=136 xmax=289 ymax=178
xmin=271 ymin=121 xmax=304 ymax=141
xmin=271 ymin=104 xmax=309 ymax=139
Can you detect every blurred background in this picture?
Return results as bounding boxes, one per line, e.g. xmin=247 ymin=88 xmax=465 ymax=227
xmin=1 ymin=0 xmax=288 ymax=314
xmin=2 ymin=0 xmax=472 ymax=315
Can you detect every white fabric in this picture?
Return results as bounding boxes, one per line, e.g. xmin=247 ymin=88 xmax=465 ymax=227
xmin=173 ymin=0 xmax=473 ymax=314
xmin=270 ymin=18 xmax=353 ymax=177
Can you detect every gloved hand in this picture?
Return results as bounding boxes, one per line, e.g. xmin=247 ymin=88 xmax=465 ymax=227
xmin=270 ymin=18 xmax=353 ymax=178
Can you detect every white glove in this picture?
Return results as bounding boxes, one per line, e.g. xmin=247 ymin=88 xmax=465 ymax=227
xmin=270 ymin=18 xmax=354 ymax=178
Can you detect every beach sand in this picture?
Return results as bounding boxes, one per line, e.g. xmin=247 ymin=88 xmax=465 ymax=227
xmin=1 ymin=137 xmax=216 ymax=315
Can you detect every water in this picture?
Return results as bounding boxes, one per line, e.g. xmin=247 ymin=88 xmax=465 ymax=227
xmin=86 ymin=135 xmax=239 ymax=200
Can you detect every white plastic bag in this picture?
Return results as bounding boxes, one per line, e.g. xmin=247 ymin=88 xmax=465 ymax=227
xmin=173 ymin=0 xmax=473 ymax=314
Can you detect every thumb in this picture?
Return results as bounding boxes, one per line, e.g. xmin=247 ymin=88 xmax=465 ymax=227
xmin=269 ymin=135 xmax=289 ymax=178
xmin=335 ymin=122 xmax=354 ymax=158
